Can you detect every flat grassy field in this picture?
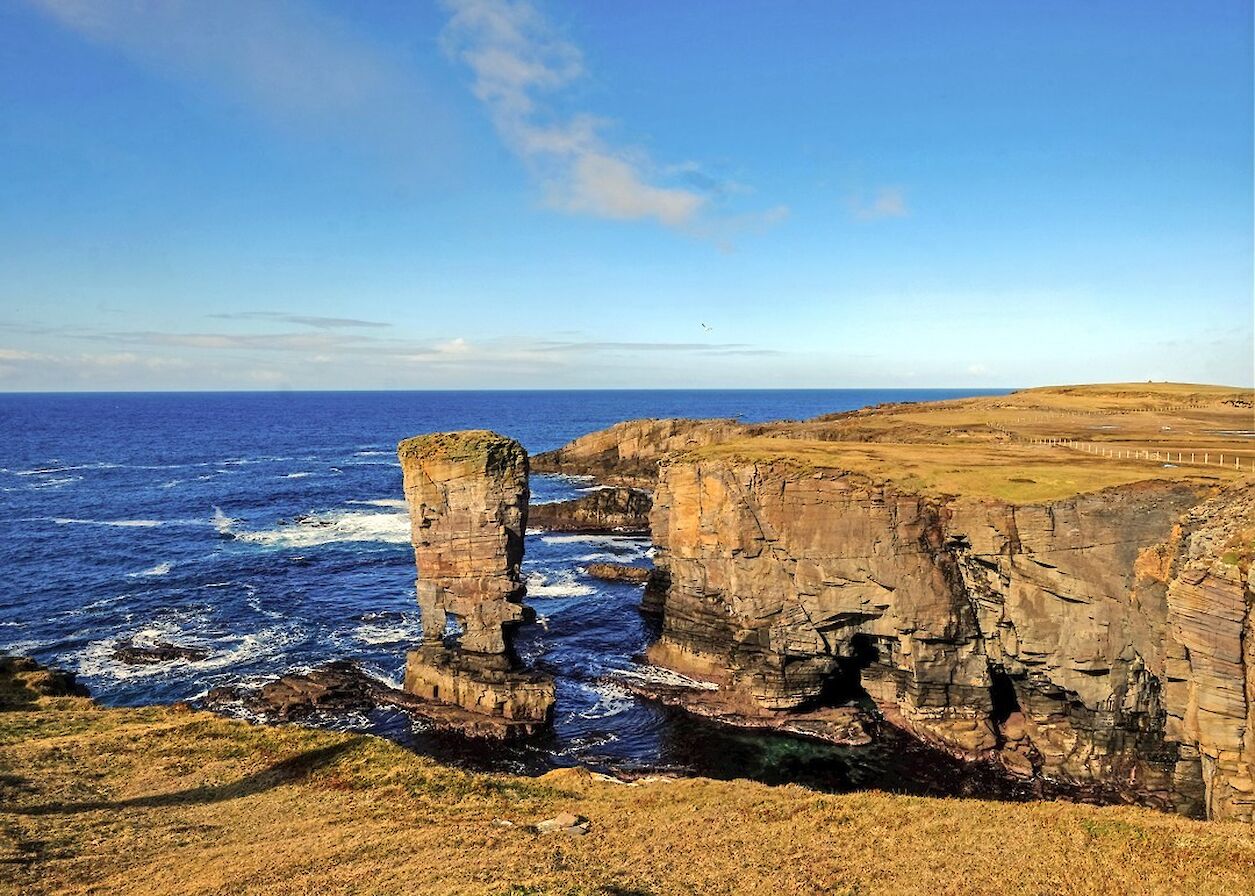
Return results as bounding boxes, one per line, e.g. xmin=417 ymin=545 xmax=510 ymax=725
xmin=5 ymin=694 xmax=1255 ymax=896
xmin=695 ymin=383 xmax=1254 ymax=502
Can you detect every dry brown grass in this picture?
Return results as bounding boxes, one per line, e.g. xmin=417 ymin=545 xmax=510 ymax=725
xmin=690 ymin=439 xmax=1238 ymax=503
xmin=691 ymin=383 xmax=1254 ymax=502
xmin=5 ymin=696 xmax=1255 ymax=896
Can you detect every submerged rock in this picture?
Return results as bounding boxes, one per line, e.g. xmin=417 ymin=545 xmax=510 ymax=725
xmin=112 ymin=640 xmax=210 ymax=665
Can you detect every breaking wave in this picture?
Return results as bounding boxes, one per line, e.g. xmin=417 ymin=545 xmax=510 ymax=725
xmin=129 ymin=561 xmax=173 ymax=578
xmin=526 ymin=570 xmax=596 ymax=598
xmin=216 ymin=506 xmax=410 ymax=547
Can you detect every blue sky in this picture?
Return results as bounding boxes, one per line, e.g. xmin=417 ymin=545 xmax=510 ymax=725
xmin=1 ymin=0 xmax=1251 ymax=389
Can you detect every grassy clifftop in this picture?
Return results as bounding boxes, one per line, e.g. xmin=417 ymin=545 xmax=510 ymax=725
xmin=5 ymin=691 xmax=1255 ymax=896
xmin=684 ymin=382 xmax=1253 ymax=503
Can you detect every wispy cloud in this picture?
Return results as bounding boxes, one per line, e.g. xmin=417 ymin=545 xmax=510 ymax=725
xmin=440 ymin=0 xmax=780 ymax=233
xmin=24 ymin=0 xmax=438 ymax=154
xmin=207 ymin=312 xmax=391 ymax=330
xmin=537 ymin=340 xmax=782 ymax=355
xmin=849 ymin=186 xmax=909 ymax=221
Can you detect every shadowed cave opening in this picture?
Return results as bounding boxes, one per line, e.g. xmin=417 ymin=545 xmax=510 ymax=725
xmin=813 ymin=632 xmax=881 ymax=708
xmin=989 ymin=666 xmax=1022 ymax=725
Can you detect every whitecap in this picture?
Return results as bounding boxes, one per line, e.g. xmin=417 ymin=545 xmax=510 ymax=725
xmin=53 ymin=517 xmax=162 ymax=528
xmin=221 ymin=508 xmax=410 ymax=548
xmin=525 ymin=570 xmax=595 ymax=598
xmin=353 ymin=450 xmax=392 ymax=457
xmin=128 ymin=561 xmax=173 ymax=578
xmin=347 ymin=498 xmax=408 ymax=509
xmin=30 ymin=476 xmax=82 ymax=489
xmin=15 ymin=462 xmax=119 ymax=476
xmin=281 ymin=472 xmax=313 ymax=479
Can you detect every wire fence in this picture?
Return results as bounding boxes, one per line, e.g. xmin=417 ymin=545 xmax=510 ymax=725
xmin=1019 ymin=436 xmax=1252 ymax=472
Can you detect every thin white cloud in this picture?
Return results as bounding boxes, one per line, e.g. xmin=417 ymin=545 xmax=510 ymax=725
xmin=850 ymin=186 xmax=909 ymax=221
xmin=207 ymin=312 xmax=391 ymax=330
xmin=440 ymin=0 xmax=776 ymax=233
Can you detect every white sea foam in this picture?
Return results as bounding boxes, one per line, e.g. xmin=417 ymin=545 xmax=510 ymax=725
xmin=575 ymin=681 xmax=634 ymax=720
xmin=525 ymin=570 xmax=595 ymax=598
xmin=222 ymin=508 xmax=410 ymax=548
xmin=282 ymin=472 xmax=313 ymax=479
xmin=539 ymin=534 xmax=649 ymax=547
xmin=353 ymin=450 xmax=392 ymax=457
xmin=76 ymin=622 xmax=304 ymax=681
xmin=346 ymin=498 xmax=408 ymax=509
xmin=53 ymin=517 xmax=162 ymax=528
xmin=30 ymin=476 xmax=82 ymax=489
xmin=128 ymin=561 xmax=173 ymax=578
xmin=15 ymin=462 xmax=120 ymax=476
xmin=353 ymin=615 xmax=423 ymax=646
xmin=614 ymin=665 xmax=720 ymax=691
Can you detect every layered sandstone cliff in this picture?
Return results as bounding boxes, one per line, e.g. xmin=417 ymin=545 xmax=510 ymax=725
xmin=647 ymin=453 xmax=1253 ymax=818
xmin=397 ymin=430 xmax=554 ymax=728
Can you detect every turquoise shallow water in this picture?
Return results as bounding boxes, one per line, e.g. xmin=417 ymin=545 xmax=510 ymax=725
xmin=0 ymin=388 xmax=1028 ymax=796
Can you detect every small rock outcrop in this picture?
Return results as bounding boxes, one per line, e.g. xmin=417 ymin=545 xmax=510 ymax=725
xmin=201 ymin=661 xmax=542 ymax=738
xmin=528 ymin=487 xmax=652 ymax=534
xmin=112 ymin=640 xmax=210 ymax=665
xmin=584 ymin=562 xmax=651 ymax=584
xmin=0 ymin=655 xmax=89 ymax=709
xmin=397 ymin=431 xmax=554 ymax=728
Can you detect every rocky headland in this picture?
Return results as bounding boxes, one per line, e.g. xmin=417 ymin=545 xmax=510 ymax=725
xmin=528 ymin=486 xmax=652 ymax=534
xmin=540 ymin=383 xmax=1255 ymax=821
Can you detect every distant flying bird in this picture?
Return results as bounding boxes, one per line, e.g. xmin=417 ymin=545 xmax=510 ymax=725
xmin=700 ymin=322 xmax=713 ymax=332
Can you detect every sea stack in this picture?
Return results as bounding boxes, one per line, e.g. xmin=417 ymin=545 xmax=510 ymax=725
xmin=397 ymin=430 xmax=554 ymax=732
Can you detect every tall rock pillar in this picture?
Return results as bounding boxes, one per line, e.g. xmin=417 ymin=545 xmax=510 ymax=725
xmin=397 ymin=431 xmax=554 ymax=730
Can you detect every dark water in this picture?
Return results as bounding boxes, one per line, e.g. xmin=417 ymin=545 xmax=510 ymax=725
xmin=0 ymin=388 xmax=1020 ymax=796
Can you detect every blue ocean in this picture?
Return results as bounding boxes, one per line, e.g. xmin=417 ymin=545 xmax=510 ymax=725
xmin=0 ymin=389 xmax=1019 ymax=794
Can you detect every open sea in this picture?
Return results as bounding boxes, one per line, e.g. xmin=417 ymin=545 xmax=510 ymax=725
xmin=0 ymin=389 xmax=1023 ymax=796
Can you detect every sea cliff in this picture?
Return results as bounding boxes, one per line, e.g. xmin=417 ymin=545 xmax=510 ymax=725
xmin=542 ymin=383 xmax=1255 ymax=820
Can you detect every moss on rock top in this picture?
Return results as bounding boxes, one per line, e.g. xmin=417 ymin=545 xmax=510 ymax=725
xmin=397 ymin=430 xmax=525 ymax=467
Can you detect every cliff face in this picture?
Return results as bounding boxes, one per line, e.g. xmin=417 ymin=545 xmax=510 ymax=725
xmin=649 ymin=457 xmax=1254 ymax=819
xmin=1163 ymin=486 xmax=1255 ymax=822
